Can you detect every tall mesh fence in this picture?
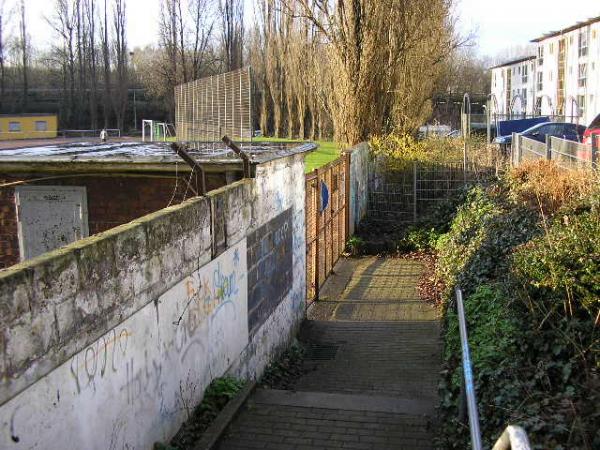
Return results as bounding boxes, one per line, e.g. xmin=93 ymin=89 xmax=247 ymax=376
xmin=175 ymin=67 xmax=252 ymax=147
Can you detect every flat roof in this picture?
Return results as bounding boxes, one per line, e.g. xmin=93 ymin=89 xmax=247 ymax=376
xmin=0 ymin=113 xmax=57 ymax=118
xmin=531 ymin=15 xmax=600 ymax=42
xmin=0 ymin=141 xmax=317 ymax=173
xmin=490 ymin=56 xmax=536 ymax=70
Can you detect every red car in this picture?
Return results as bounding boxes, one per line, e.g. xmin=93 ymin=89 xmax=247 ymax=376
xmin=583 ymin=113 xmax=600 ymax=147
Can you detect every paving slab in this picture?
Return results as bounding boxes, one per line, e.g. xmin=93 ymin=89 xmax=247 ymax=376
xmin=217 ymin=257 xmax=441 ymax=450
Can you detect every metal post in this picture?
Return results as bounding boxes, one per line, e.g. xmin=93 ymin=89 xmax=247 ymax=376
xmin=512 ymin=132 xmax=518 ymax=166
xmin=592 ymin=133 xmax=598 ymax=168
xmin=486 ymin=100 xmax=492 ymax=144
xmin=545 ymin=134 xmax=552 ymax=160
xmin=413 ymin=161 xmax=418 ymax=223
xmin=455 ymin=287 xmax=483 ymax=450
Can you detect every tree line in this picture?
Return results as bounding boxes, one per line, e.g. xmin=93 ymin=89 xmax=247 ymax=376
xmin=0 ymin=0 xmax=489 ymax=144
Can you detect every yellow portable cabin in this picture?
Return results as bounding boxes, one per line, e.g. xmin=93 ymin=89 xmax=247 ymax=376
xmin=0 ymin=114 xmax=58 ymax=141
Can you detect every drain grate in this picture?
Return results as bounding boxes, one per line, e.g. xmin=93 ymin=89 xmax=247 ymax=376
xmin=304 ymin=343 xmax=339 ymax=361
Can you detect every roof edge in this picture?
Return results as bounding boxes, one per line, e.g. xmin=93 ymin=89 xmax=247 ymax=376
xmin=531 ymin=15 xmax=600 ymax=42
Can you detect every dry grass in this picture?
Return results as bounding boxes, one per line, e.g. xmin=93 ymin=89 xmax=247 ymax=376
xmin=508 ymin=160 xmax=599 ymax=215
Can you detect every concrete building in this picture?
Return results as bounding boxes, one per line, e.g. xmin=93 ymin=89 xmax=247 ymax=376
xmin=0 ymin=114 xmax=58 ymax=140
xmin=531 ymin=16 xmax=600 ymax=126
xmin=490 ymin=16 xmax=600 ymax=127
xmin=0 ymin=141 xmax=308 ymax=269
xmin=491 ymin=56 xmax=537 ymax=117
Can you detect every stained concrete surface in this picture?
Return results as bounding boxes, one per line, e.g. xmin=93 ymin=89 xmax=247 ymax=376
xmin=217 ymin=256 xmax=442 ymax=450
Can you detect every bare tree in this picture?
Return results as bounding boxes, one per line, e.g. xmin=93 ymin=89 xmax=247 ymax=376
xmin=189 ymin=0 xmax=215 ymax=80
xmin=17 ymin=0 xmax=28 ymax=110
xmin=112 ymin=0 xmax=128 ymax=130
xmin=0 ymin=0 xmax=7 ymax=108
xmin=86 ymin=0 xmax=99 ymax=129
xmin=219 ymin=0 xmax=243 ymax=71
xmin=100 ymin=0 xmax=111 ymax=127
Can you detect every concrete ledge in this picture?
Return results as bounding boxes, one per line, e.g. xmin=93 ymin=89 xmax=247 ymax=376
xmin=191 ymin=381 xmax=257 ymax=450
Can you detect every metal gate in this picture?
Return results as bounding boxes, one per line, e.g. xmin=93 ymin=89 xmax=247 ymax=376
xmin=305 ymin=155 xmax=349 ymax=303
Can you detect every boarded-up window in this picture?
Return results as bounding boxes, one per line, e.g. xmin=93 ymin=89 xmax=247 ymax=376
xmin=9 ymin=121 xmax=21 ymax=132
xmin=35 ymin=121 xmax=48 ymax=131
xmin=15 ymin=186 xmax=89 ymax=260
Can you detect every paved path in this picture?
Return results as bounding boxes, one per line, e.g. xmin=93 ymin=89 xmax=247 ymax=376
xmin=217 ymin=257 xmax=441 ymax=450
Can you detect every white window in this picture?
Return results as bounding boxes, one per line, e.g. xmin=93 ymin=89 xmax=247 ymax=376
xmin=578 ymin=29 xmax=588 ymax=57
xmin=35 ymin=121 xmax=48 ymax=132
xmin=549 ymin=42 xmax=554 ymax=54
xmin=537 ymin=72 xmax=543 ymax=91
xmin=522 ymin=65 xmax=528 ymax=83
xmin=9 ymin=121 xmax=21 ymax=132
xmin=578 ymin=63 xmax=587 ymax=87
xmin=521 ymin=88 xmax=528 ymax=111
xmin=538 ymin=46 xmax=544 ymax=65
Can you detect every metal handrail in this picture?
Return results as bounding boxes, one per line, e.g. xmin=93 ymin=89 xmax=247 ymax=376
xmin=492 ymin=425 xmax=532 ymax=450
xmin=455 ymin=287 xmax=531 ymax=450
xmin=455 ymin=287 xmax=483 ymax=450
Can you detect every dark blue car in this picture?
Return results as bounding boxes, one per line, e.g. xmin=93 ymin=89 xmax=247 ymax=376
xmin=495 ymin=122 xmax=586 ymax=145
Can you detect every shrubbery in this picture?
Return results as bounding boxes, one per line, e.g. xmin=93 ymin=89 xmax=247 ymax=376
xmin=436 ymin=161 xmax=599 ymax=449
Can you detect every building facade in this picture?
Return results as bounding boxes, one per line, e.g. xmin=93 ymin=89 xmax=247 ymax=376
xmin=491 ymin=56 xmax=537 ymax=117
xmin=490 ymin=16 xmax=600 ymax=126
xmin=532 ymin=16 xmax=600 ymax=126
xmin=0 ymin=114 xmax=58 ymax=140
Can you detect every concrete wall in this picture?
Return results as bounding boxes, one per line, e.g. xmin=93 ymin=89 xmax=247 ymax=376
xmin=348 ymin=143 xmax=370 ymax=236
xmin=0 ymin=153 xmax=306 ymax=450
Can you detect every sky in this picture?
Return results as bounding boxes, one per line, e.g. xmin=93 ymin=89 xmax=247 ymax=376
xmin=8 ymin=0 xmax=600 ymax=58
xmin=456 ymin=0 xmax=600 ymax=57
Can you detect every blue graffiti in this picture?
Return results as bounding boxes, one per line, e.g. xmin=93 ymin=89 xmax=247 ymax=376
xmin=213 ymin=262 xmax=240 ymax=302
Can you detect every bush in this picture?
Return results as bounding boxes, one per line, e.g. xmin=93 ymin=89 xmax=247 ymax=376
xmin=436 ymin=163 xmax=600 ymax=449
xmin=397 ymin=226 xmax=442 ymax=252
xmin=345 ymin=235 xmax=366 ymax=256
xmin=439 ymin=284 xmax=524 ymax=449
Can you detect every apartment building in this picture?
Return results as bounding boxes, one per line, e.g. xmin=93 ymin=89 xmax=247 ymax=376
xmin=491 ymin=56 xmax=537 ymax=116
xmin=490 ymin=16 xmax=600 ymax=126
xmin=532 ymin=16 xmax=600 ymax=125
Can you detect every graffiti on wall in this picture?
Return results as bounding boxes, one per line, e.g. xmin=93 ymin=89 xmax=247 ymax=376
xmin=247 ymin=208 xmax=293 ymax=335
xmin=0 ymin=239 xmax=248 ymax=450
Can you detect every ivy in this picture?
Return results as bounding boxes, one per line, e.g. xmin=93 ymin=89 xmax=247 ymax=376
xmin=435 ymin=174 xmax=600 ymax=449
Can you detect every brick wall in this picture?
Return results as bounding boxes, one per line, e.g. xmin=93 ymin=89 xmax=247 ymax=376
xmin=0 ymin=172 xmax=230 ymax=269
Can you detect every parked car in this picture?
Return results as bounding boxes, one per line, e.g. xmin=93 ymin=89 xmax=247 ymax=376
xmin=495 ymin=122 xmax=586 ymax=146
xmin=583 ymin=113 xmax=600 ymax=146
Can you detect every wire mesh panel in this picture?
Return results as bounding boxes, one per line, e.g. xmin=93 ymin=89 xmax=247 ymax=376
xmin=367 ymin=161 xmax=496 ymax=225
xmin=175 ymin=67 xmax=252 ymax=146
